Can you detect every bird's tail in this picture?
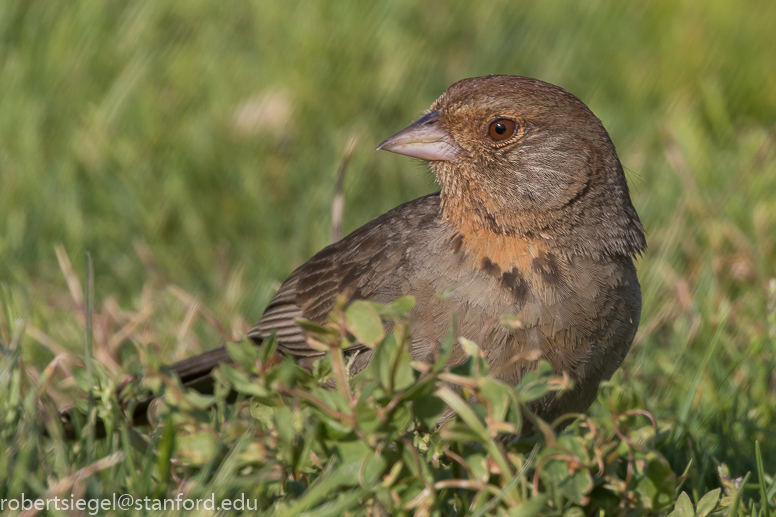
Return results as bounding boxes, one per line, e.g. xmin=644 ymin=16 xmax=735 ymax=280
xmin=56 ymin=345 xmax=237 ymax=440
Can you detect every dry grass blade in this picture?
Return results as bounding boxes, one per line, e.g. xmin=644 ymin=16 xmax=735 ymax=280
xmin=54 ymin=244 xmax=84 ymax=309
xmin=167 ymin=284 xmax=229 ymax=338
xmin=331 ymin=134 xmax=359 ymax=243
xmin=25 ymin=325 xmax=69 ymax=357
xmin=107 ymin=302 xmax=155 ymax=350
xmin=18 ymin=452 xmax=125 ymax=517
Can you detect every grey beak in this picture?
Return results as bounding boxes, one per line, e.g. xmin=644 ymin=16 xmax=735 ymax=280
xmin=376 ymin=110 xmax=461 ymax=162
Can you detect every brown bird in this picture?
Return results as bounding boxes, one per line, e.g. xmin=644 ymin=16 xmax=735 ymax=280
xmin=94 ymin=74 xmax=642 ymax=435
xmin=157 ymin=74 xmax=645 ymax=425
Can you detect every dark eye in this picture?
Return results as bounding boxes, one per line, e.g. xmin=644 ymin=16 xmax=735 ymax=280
xmin=488 ymin=119 xmax=517 ymax=142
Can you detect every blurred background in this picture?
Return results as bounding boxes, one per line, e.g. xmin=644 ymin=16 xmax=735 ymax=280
xmin=1 ymin=0 xmax=775 ymax=480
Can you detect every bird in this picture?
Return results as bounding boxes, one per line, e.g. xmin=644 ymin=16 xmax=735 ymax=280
xmin=70 ymin=74 xmax=646 ymax=435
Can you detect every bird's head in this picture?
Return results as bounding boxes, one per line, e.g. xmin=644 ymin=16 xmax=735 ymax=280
xmin=377 ymin=75 xmax=646 ymax=258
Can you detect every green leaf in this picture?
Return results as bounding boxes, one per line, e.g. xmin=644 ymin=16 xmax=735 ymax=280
xmin=181 ymin=389 xmax=216 ymax=409
xmin=219 ymin=364 xmax=267 ymax=397
xmin=695 ymin=488 xmax=720 ymax=517
xmin=354 ymin=403 xmax=381 ymax=435
xmin=556 ymin=434 xmax=589 ymax=460
xmin=320 ymin=416 xmax=353 ymax=441
xmin=459 ymin=337 xmax=480 ymax=357
xmin=250 ymin=400 xmax=275 ymax=429
xmin=539 ymin=436 xmax=592 ymax=505
xmin=372 ymin=334 xmax=398 ymax=390
xmin=756 ymin=441 xmax=771 ymax=517
xmin=413 ymin=393 xmax=445 ymax=430
xmin=438 ymin=422 xmax=484 ymax=443
xmin=437 ymin=386 xmax=515 ymax=488
xmin=398 ymin=375 xmax=437 ymax=402
xmin=70 ymin=366 xmax=93 ymax=393
xmin=258 ymin=332 xmax=279 ymax=363
xmin=390 ymin=296 xmax=416 ymax=316
xmin=311 ymin=389 xmax=353 ymax=439
xmin=275 ymin=406 xmax=298 ymax=462
xmin=295 ymin=318 xmax=338 ymax=350
xmin=361 ymin=452 xmax=388 ymax=486
xmin=312 ymin=354 xmax=334 ymax=380
xmin=335 ymin=439 xmax=371 ymax=469
xmin=433 ymin=318 xmax=457 ymax=372
xmin=541 ymin=459 xmax=592 ymax=505
xmin=370 ymin=333 xmax=414 ymax=392
xmin=153 ymin=419 xmax=176 ymax=498
xmin=226 ymin=338 xmax=261 ymax=370
xmin=275 ymin=461 xmax=363 ymax=516
xmin=295 ymin=318 xmax=331 ymax=335
xmin=515 ymin=367 xmax=555 ymax=402
xmin=313 ymin=386 xmax=352 ymax=414
xmin=383 ymin=404 xmax=413 ymax=441
xmin=674 ymin=492 xmax=694 ymax=517
xmin=392 ymin=348 xmax=416 ymax=392
xmin=346 ymin=300 xmax=385 ymax=348
xmin=479 ymin=377 xmax=514 ymax=423
xmin=285 ymin=480 xmax=306 ymax=498
xmin=176 ymin=431 xmax=217 ymax=466
xmin=272 ymin=357 xmax=315 ymax=388
xmin=562 ymin=508 xmax=586 ymax=517
xmin=437 ymin=386 xmax=488 ymax=440
xmin=465 ymin=452 xmax=489 ymax=482
xmin=633 ymin=451 xmax=676 ymax=510
xmin=597 ymin=382 xmax=633 ymax=414
xmin=506 ymin=496 xmax=549 ymax=517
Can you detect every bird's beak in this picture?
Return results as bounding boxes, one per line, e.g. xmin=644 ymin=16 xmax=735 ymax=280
xmin=376 ymin=110 xmax=461 ymax=162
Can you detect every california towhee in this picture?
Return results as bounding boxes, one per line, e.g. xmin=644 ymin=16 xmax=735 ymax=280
xmin=149 ymin=74 xmax=646 ymax=428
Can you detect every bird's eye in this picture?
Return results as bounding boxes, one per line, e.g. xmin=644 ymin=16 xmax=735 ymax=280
xmin=487 ymin=119 xmax=517 ymax=142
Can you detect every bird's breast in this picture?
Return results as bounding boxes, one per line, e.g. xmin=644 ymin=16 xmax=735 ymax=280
xmin=448 ymin=227 xmax=561 ymax=310
xmin=422 ymin=223 xmax=640 ymax=378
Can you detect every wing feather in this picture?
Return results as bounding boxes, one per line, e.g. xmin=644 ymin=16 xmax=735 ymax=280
xmin=247 ymin=193 xmax=443 ymax=357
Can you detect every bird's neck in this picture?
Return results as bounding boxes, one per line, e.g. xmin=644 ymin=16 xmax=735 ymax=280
xmin=452 ymin=223 xmax=549 ymax=274
xmin=438 ymin=185 xmax=551 ymax=273
xmin=436 ymin=168 xmax=514 ymax=235
xmin=434 ymin=161 xmax=646 ymax=261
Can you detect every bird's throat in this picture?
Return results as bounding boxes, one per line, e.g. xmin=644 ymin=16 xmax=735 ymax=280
xmin=452 ymin=224 xmax=548 ymax=275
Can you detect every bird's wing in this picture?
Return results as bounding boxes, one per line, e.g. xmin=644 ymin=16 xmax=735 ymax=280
xmin=247 ymin=193 xmax=443 ymax=357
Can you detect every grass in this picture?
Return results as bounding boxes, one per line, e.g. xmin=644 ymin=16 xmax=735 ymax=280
xmin=1 ymin=0 xmax=776 ymax=514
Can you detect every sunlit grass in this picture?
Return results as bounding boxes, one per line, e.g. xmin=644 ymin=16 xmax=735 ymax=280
xmin=1 ymin=0 xmax=775 ymax=513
